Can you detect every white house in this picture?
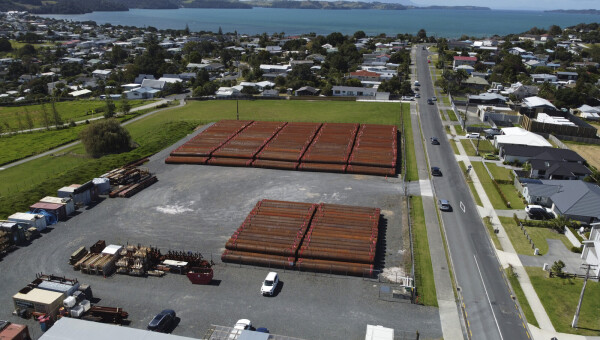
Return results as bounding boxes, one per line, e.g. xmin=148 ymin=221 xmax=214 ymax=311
xmin=582 ymin=222 xmax=600 ymax=277
xmin=141 ymin=79 xmax=166 ymax=90
xmin=124 ymin=87 xmax=160 ymax=100
xmin=494 ymin=127 xmax=552 ymax=149
xmin=215 ymin=87 xmax=241 ymax=98
xmin=332 ymin=86 xmax=378 ymax=97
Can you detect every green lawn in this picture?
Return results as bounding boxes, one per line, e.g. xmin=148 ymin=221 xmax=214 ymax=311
xmin=460 ymin=139 xmax=477 ymax=156
xmin=460 ymin=139 xmax=495 ymax=156
xmin=0 ymin=100 xmax=408 ymax=218
xmin=447 ymin=110 xmax=458 ymax=121
xmin=9 ymin=40 xmax=54 ymax=49
xmin=401 ymin=104 xmax=418 ymax=181
xmin=527 ymin=267 xmax=600 ymax=336
xmin=499 ymin=183 xmax=525 ymax=209
xmin=458 ymin=161 xmax=483 ymax=206
xmin=505 ymin=267 xmax=538 ymax=328
xmin=483 ymin=216 xmax=502 ymax=250
xmin=411 ymin=196 xmax=437 ymax=307
xmin=471 ymin=161 xmax=507 ymax=209
xmin=454 ymin=125 xmax=465 ymax=136
xmin=487 ymin=163 xmax=513 ymax=181
xmin=439 ymin=110 xmax=446 ymax=121
xmin=0 ymin=99 xmax=148 ymax=131
xmin=441 ymin=96 xmax=450 ymax=106
xmin=499 ymin=216 xmax=571 ymax=255
xmin=450 ymin=139 xmax=459 ymax=155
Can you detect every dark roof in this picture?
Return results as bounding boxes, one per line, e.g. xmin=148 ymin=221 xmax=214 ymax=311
xmin=530 ymin=159 xmax=591 ymax=177
xmin=502 ymin=145 xmax=585 ymax=162
xmin=525 ymin=183 xmax=562 ymax=197
xmin=540 ymin=180 xmax=600 ymax=219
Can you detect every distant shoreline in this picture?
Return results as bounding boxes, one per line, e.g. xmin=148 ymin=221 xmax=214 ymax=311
xmin=546 ymin=9 xmax=600 ymax=15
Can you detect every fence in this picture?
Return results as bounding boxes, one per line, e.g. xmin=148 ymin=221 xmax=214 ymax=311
xmin=518 ymin=222 xmax=538 ymax=255
xmin=552 ymin=134 xmax=600 ymax=146
xmin=548 ymin=134 xmax=569 ymax=149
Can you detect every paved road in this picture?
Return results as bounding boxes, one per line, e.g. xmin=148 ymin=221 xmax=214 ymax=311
xmin=0 ymin=97 xmax=185 ymax=171
xmin=415 ymin=46 xmax=529 ymax=340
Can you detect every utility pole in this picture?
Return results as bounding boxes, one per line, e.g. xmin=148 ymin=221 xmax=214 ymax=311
xmin=236 ymin=99 xmax=239 ymax=120
xmin=572 ymin=263 xmax=597 ymax=328
xmin=463 ymin=102 xmax=468 ymax=130
xmin=476 ymin=135 xmax=481 ymax=156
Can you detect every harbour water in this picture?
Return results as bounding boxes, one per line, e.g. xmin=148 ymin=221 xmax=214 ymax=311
xmin=41 ymin=8 xmax=599 ymax=38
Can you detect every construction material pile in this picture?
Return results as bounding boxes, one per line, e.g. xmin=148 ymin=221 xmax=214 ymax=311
xmin=347 ymin=124 xmax=398 ymax=176
xmin=165 ymin=120 xmax=397 ymax=176
xmin=222 ymin=200 xmax=316 ymax=268
xmin=115 ymin=245 xmax=161 ymax=276
xmin=297 ymin=204 xmax=379 ymax=276
xmin=101 ymin=159 xmax=157 ymax=198
xmin=73 ymin=241 xmax=118 ymax=276
xmin=222 ymin=200 xmax=380 ymax=276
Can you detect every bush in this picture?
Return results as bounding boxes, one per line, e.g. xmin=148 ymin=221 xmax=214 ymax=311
xmin=79 ymin=119 xmax=133 ymax=158
xmin=571 ymin=246 xmax=582 ymax=254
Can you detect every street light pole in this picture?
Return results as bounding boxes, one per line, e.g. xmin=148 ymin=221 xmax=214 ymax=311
xmin=572 ymin=263 xmax=597 ymax=328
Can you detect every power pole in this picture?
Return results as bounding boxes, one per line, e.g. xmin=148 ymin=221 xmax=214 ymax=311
xmin=572 ymin=263 xmax=597 ymax=328
xmin=463 ymin=102 xmax=468 ymax=130
xmin=236 ymin=99 xmax=239 ymax=120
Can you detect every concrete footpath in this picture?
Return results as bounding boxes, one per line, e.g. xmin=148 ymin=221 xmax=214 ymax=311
xmin=410 ymin=47 xmax=465 ymax=340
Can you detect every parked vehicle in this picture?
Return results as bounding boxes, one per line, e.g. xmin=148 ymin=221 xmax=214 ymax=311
xmin=415 ymin=93 xmax=421 ymax=98
xmin=525 ymin=205 xmax=554 ymax=220
xmin=401 ymin=96 xmax=414 ymax=101
xmin=438 ymin=199 xmax=452 ymax=212
xmin=261 ymin=272 xmax=279 ymax=296
xmin=147 ymin=309 xmax=176 ymax=333
xmin=431 ymin=96 xmax=437 ymax=101
xmin=256 ymin=327 xmax=270 ymax=333
xmin=484 ymin=153 xmax=499 ymax=160
xmin=431 ymin=137 xmax=440 ymax=145
xmin=414 ymin=81 xmax=420 ymax=86
xmin=431 ymin=167 xmax=442 ymax=176
xmin=467 ymin=133 xmax=480 ymax=139
xmin=427 ymin=99 xmax=434 ymax=105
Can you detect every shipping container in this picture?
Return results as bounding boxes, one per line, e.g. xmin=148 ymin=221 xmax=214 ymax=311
xmin=12 ymin=288 xmax=64 ymax=318
xmin=57 ymin=187 xmax=91 ymax=206
xmin=39 ymin=197 xmax=75 ymax=216
xmin=92 ymin=178 xmax=111 ymax=195
xmin=30 ymin=202 xmax=66 ymax=222
xmin=8 ymin=213 xmax=47 ymax=231
xmin=0 ymin=323 xmax=30 ymax=340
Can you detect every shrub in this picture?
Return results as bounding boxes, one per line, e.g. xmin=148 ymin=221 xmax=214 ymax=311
xmin=571 ymin=246 xmax=582 ymax=254
xmin=551 ymin=260 xmax=565 ymax=275
xmin=79 ymin=119 xmax=133 ymax=158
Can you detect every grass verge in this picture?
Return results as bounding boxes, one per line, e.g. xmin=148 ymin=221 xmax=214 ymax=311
xmin=402 ymin=104 xmax=419 ymax=181
xmin=487 ymin=163 xmax=513 ymax=181
xmin=471 ymin=161 xmax=524 ymax=209
xmin=483 ymin=216 xmax=502 ymax=250
xmin=458 ymin=161 xmax=483 ymax=206
xmin=411 ymin=195 xmax=438 ymax=307
xmin=450 ymin=139 xmax=459 ymax=155
xmin=527 ymin=267 xmax=600 ymax=336
xmin=499 ymin=217 xmax=571 ymax=255
xmin=447 ymin=110 xmax=458 ymax=121
xmin=505 ymin=267 xmax=538 ymax=328
xmin=454 ymin=124 xmax=464 ymax=136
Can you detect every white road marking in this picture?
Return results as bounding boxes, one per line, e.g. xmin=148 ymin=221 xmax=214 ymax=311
xmin=474 ymin=255 xmax=504 ymax=340
xmin=460 ymin=201 xmax=466 ymax=213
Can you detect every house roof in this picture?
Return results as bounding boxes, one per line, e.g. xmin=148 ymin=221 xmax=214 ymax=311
xmin=141 ymin=79 xmax=166 ymax=89
xmin=502 ymin=145 xmax=584 ymax=162
xmin=578 ymin=105 xmax=600 ymax=113
xmin=454 ymin=56 xmax=477 ymax=61
xmin=526 ymin=183 xmax=563 ymax=197
xmin=296 ymin=86 xmax=318 ymax=93
xmin=496 ymin=127 xmax=552 ymax=147
xmin=470 ymin=92 xmax=505 ymax=100
xmin=530 ymin=159 xmax=591 ymax=177
xmin=540 ymin=180 xmax=600 ymax=219
xmin=350 ymin=70 xmax=379 ymax=77
xmin=522 ymin=96 xmax=557 ymax=109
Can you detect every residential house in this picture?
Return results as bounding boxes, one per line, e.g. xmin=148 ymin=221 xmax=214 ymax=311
xmin=295 ymin=86 xmax=319 ymax=96
xmin=556 ymin=71 xmax=578 ymax=82
xmin=529 ymin=159 xmax=591 ymax=180
xmin=69 ymin=89 xmax=92 ymax=98
xmin=452 ymin=56 xmax=477 ymax=70
xmin=261 ymin=89 xmax=279 ymax=97
xmin=463 ymin=77 xmax=489 ymax=90
xmin=332 ymin=86 xmax=378 ymax=98
xmin=265 ymin=46 xmax=282 ymax=54
xmin=521 ymin=96 xmax=557 ymax=114
xmin=215 ymin=86 xmax=241 ymax=98
xmin=508 ymin=47 xmax=527 ymax=55
xmin=494 ymin=127 xmax=552 ymax=149
xmin=92 ymin=69 xmax=112 ymax=79
xmin=521 ymin=180 xmax=600 ymax=224
xmin=531 ymin=74 xmax=557 ymax=84
xmin=141 ymin=79 xmax=166 ymax=90
xmin=455 ymin=65 xmax=475 ymax=75
xmin=348 ymin=70 xmax=380 ymax=82
xmin=477 ymin=105 xmax=521 ymax=124
xmin=574 ymin=105 xmax=600 ymax=120
xmin=501 ymin=145 xmax=585 ymax=164
xmin=259 ymin=64 xmax=291 ymax=74
xmin=134 ymin=74 xmax=155 ymax=84
xmin=502 ymin=82 xmax=539 ymax=100
xmin=124 ymin=87 xmax=160 ymax=100
xmin=582 ymin=222 xmax=600 ymax=276
xmin=468 ymin=93 xmax=506 ymax=105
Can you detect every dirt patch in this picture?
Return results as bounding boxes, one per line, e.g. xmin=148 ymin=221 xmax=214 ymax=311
xmin=568 ymin=143 xmax=600 ymax=170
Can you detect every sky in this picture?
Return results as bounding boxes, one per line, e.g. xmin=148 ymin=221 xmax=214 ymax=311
xmin=410 ymin=0 xmax=600 ymax=10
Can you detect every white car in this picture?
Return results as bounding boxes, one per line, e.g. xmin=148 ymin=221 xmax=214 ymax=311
xmin=467 ymin=132 xmax=480 ymax=139
xmin=229 ymin=319 xmax=252 ymax=339
xmin=261 ymin=272 xmax=279 ymax=296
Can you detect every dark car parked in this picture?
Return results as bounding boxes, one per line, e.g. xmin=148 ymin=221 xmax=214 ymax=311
xmin=431 ymin=167 xmax=442 ymax=176
xmin=148 ymin=309 xmax=176 ymax=332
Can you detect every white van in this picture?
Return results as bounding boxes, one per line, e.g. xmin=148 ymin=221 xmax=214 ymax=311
xmin=414 ymin=81 xmax=420 ymax=86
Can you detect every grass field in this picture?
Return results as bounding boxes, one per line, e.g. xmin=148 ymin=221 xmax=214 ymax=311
xmin=0 ymin=99 xmax=148 ymax=131
xmin=505 ymin=268 xmax=538 ymax=327
xmin=483 ymin=217 xmax=502 ymax=250
xmin=487 ymin=163 xmax=513 ymax=181
xmin=0 ymin=100 xmax=408 ymax=218
xmin=411 ymin=195 xmax=437 ymax=307
xmin=401 ymin=105 xmax=418 ymax=181
xmin=460 ymin=139 xmax=495 ymax=157
xmin=471 ymin=161 xmax=524 ymax=209
xmin=566 ymin=142 xmax=600 ymax=171
xmin=447 ymin=110 xmax=458 ymax=121
xmin=527 ymin=267 xmax=600 ymax=336
xmin=454 ymin=125 xmax=464 ymax=136
xmin=498 ymin=216 xmax=571 ymax=255
xmin=450 ymin=139 xmax=459 ymax=155
xmin=458 ymin=161 xmax=483 ymax=207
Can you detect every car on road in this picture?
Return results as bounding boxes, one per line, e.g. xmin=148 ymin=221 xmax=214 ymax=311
xmin=467 ymin=132 xmax=480 ymax=139
xmin=401 ymin=96 xmax=414 ymax=101
xmin=427 ymin=99 xmax=434 ymax=105
xmin=261 ymin=272 xmax=279 ymax=296
xmin=438 ymin=199 xmax=452 ymax=211
xmin=431 ymin=96 xmax=437 ymax=101
xmin=430 ymin=137 xmax=440 ymax=145
xmin=414 ymin=86 xmax=420 ymax=91
xmin=525 ymin=205 xmax=554 ymax=220
xmin=431 ymin=167 xmax=442 ymax=176
xmin=229 ymin=319 xmax=252 ymax=339
xmin=415 ymin=93 xmax=421 ymax=98
xmin=147 ymin=309 xmax=176 ymax=333
xmin=414 ymin=81 xmax=420 ymax=86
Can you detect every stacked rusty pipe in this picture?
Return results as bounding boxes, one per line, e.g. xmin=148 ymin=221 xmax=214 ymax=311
xmin=347 ymin=124 xmax=397 ymax=176
xmin=253 ymin=122 xmax=322 ymax=170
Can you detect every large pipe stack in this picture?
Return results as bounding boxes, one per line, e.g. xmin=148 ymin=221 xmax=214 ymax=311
xmin=253 ymin=122 xmax=322 ymax=170
xmin=166 ymin=120 xmax=253 ymax=164
xmin=222 ymin=199 xmax=317 ymax=268
xmin=296 ymin=203 xmax=379 ymax=276
xmin=166 ymin=120 xmax=397 ymax=176
xmin=347 ymin=124 xmax=397 ymax=176
xmin=222 ymin=200 xmax=380 ymax=277
xmin=209 ymin=121 xmax=287 ymax=166
xmin=299 ymin=123 xmax=358 ymax=173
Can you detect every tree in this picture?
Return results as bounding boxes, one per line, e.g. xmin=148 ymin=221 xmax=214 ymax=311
xmin=104 ymin=95 xmax=116 ymax=118
xmin=119 ymin=94 xmax=131 ymax=115
xmin=0 ymin=38 xmax=11 ymax=52
xmin=353 ymin=30 xmax=366 ymax=40
xmin=417 ymin=29 xmax=427 ymax=41
xmin=551 ymin=260 xmax=565 ymax=275
xmin=548 ymin=25 xmax=562 ymax=37
xmin=79 ymin=119 xmax=133 ymax=158
xmin=51 ymin=100 xmax=63 ymax=127
xmin=23 ymin=108 xmax=34 ymax=131
xmin=40 ymin=103 xmax=51 ymax=129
